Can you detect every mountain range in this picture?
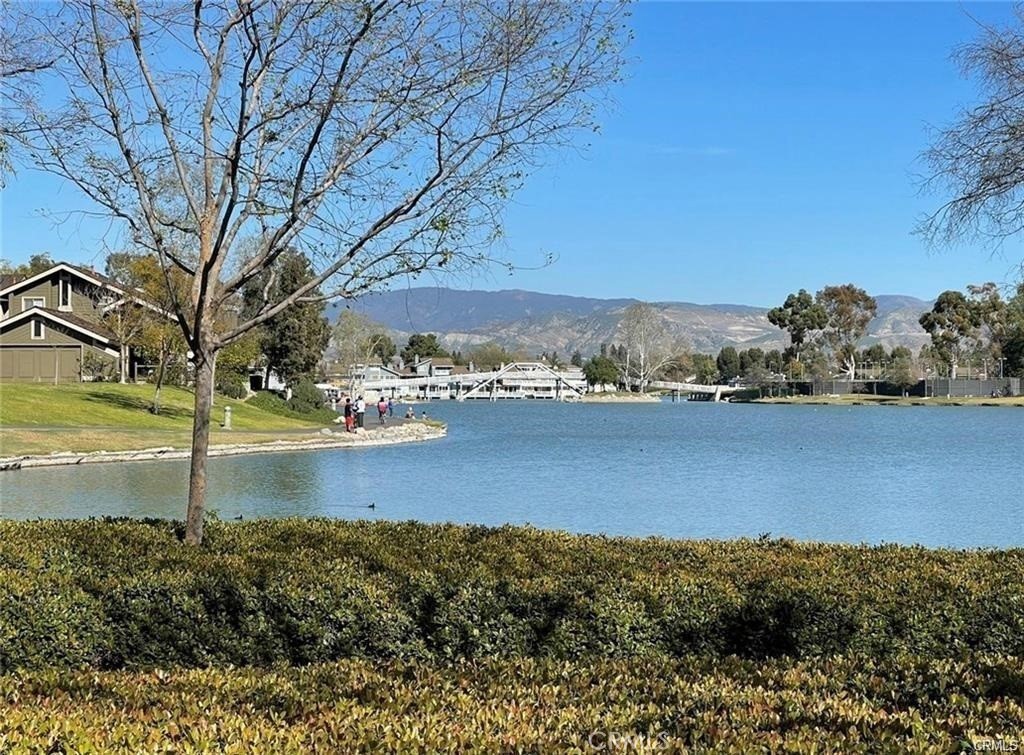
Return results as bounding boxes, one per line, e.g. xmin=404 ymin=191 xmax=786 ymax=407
xmin=330 ymin=287 xmax=933 ymax=356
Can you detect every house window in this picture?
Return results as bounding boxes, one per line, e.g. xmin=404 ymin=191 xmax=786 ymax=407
xmin=59 ymin=275 xmax=72 ymax=310
xmin=31 ymin=319 xmax=45 ymax=340
xmin=22 ymin=296 xmax=45 ymax=312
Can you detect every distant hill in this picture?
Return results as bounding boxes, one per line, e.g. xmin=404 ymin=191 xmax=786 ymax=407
xmin=330 ymin=287 xmax=933 ymax=356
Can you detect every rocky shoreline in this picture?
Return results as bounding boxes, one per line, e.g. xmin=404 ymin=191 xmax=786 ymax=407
xmin=0 ymin=422 xmax=446 ymax=471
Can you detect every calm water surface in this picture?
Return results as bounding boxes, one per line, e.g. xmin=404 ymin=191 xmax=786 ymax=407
xmin=3 ymin=401 xmax=1022 ymax=547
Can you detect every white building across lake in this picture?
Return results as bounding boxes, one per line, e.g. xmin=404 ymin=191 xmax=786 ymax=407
xmin=349 ymin=358 xmax=587 ymax=401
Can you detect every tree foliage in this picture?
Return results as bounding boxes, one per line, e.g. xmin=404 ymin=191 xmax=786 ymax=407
xmin=102 ymin=252 xmax=179 ymax=384
xmin=0 ymin=253 xmax=55 ymax=277
xmin=919 ymin=290 xmax=981 ymax=379
xmin=691 ymin=354 xmax=718 ymax=384
xmin=243 ymin=251 xmax=330 ymax=387
xmin=767 ymin=290 xmax=827 ymax=359
xmin=1004 ymin=283 xmax=1024 ymax=377
xmin=470 ymin=342 xmax=516 ymax=370
xmin=582 ymin=355 xmax=619 ymax=389
xmin=716 ymin=347 xmax=740 ymax=382
xmin=885 ymin=352 xmax=918 ymax=395
xmin=332 ymin=310 xmax=394 ymax=390
xmin=816 ymin=284 xmax=877 ymax=380
xmin=371 ymin=334 xmax=397 ymax=365
xmin=106 ymin=253 xmax=190 ymax=411
xmin=401 ymin=334 xmax=448 ymax=365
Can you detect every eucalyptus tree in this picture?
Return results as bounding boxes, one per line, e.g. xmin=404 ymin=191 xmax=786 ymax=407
xmin=919 ymin=290 xmax=980 ymax=379
xmin=816 ymin=284 xmax=877 ymax=381
xmin=967 ymin=282 xmax=1008 ymax=365
xmin=4 ymin=0 xmax=628 ymax=544
xmin=766 ymin=289 xmax=827 ymax=363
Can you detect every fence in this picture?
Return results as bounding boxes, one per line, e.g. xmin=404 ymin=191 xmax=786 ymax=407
xmin=806 ymin=377 xmax=1020 ymax=398
xmin=926 ymin=377 xmax=1021 ymax=398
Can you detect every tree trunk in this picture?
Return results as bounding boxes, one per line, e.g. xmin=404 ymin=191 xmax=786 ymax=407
xmin=152 ymin=346 xmax=166 ymax=415
xmin=120 ymin=344 xmax=129 ymax=383
xmin=185 ymin=352 xmax=215 ymax=545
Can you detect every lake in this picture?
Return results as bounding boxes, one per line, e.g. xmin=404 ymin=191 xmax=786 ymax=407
xmin=2 ymin=401 xmax=1022 ymax=547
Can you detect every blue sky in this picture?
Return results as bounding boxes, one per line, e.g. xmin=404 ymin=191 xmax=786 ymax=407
xmin=3 ymin=2 xmax=1022 ymax=307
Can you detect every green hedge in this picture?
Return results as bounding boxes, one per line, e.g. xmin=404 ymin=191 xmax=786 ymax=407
xmin=1 ymin=519 xmax=1022 ymax=673
xmin=3 ymin=655 xmax=1023 ymax=751
xmin=245 ymin=390 xmax=337 ymax=423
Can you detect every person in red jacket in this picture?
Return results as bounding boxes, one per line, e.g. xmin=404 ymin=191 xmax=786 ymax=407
xmin=343 ymin=398 xmax=354 ymax=432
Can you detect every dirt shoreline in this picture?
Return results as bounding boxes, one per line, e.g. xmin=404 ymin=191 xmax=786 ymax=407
xmin=580 ymin=392 xmax=660 ymax=403
xmin=0 ymin=422 xmax=446 ymax=471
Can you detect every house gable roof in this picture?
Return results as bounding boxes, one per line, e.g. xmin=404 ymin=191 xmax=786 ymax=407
xmin=0 ymin=262 xmax=172 ymax=318
xmin=0 ymin=263 xmax=119 ymax=297
xmin=0 ymin=306 xmax=117 ymax=343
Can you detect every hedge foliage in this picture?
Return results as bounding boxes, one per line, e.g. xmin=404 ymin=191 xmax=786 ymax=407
xmin=246 ymin=390 xmax=337 ymax=422
xmin=2 ymin=655 xmax=1022 ymax=752
xmin=1 ymin=519 xmax=1022 ymax=672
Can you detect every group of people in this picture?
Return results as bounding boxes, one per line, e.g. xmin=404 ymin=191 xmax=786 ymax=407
xmin=341 ymin=395 xmax=389 ymax=431
xmin=339 ymin=395 xmax=427 ymax=432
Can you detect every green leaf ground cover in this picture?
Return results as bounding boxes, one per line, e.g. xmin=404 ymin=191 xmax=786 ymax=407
xmin=1 ymin=519 xmax=1022 ymax=752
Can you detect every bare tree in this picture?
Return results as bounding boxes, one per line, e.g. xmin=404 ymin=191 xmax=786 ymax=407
xmin=5 ymin=0 xmax=628 ymax=544
xmin=617 ymin=302 xmax=685 ymax=392
xmin=919 ymin=8 xmax=1024 ymax=256
xmin=0 ymin=15 xmax=54 ymax=182
xmin=331 ymin=309 xmax=393 ymax=395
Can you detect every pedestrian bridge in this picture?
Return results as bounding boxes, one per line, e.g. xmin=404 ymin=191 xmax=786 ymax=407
xmin=649 ymin=380 xmax=741 ymax=402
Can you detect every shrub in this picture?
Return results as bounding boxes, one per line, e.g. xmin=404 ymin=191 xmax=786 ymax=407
xmin=288 ymin=379 xmax=325 ymax=413
xmin=247 ymin=390 xmax=337 ymax=422
xmin=1 ymin=520 xmax=1023 ymax=674
xmin=1 ymin=655 xmax=1023 ymax=751
xmin=215 ymin=372 xmax=248 ymax=399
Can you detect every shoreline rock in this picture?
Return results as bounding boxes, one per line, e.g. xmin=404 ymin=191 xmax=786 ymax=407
xmin=0 ymin=422 xmax=446 ymax=472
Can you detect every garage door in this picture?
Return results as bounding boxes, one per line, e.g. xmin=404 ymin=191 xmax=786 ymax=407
xmin=0 ymin=346 xmax=81 ymax=382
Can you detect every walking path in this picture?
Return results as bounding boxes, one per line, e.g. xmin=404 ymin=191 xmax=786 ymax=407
xmin=0 ymin=420 xmax=445 ymax=471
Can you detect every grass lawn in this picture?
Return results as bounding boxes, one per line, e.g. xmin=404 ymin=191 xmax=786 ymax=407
xmin=0 ymin=383 xmax=330 ymax=456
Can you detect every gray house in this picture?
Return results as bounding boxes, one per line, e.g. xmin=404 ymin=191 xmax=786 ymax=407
xmin=0 ymin=262 xmax=153 ymax=383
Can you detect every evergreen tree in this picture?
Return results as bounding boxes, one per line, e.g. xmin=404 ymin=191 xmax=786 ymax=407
xmin=716 ymin=347 xmax=741 ymax=381
xmin=401 ymin=333 xmax=447 ymax=364
xmin=582 ymin=355 xmax=619 ymax=389
xmin=767 ymin=289 xmax=827 ymax=361
xmin=242 ymin=251 xmax=330 ymax=386
xmin=371 ymin=334 xmax=397 ymax=364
